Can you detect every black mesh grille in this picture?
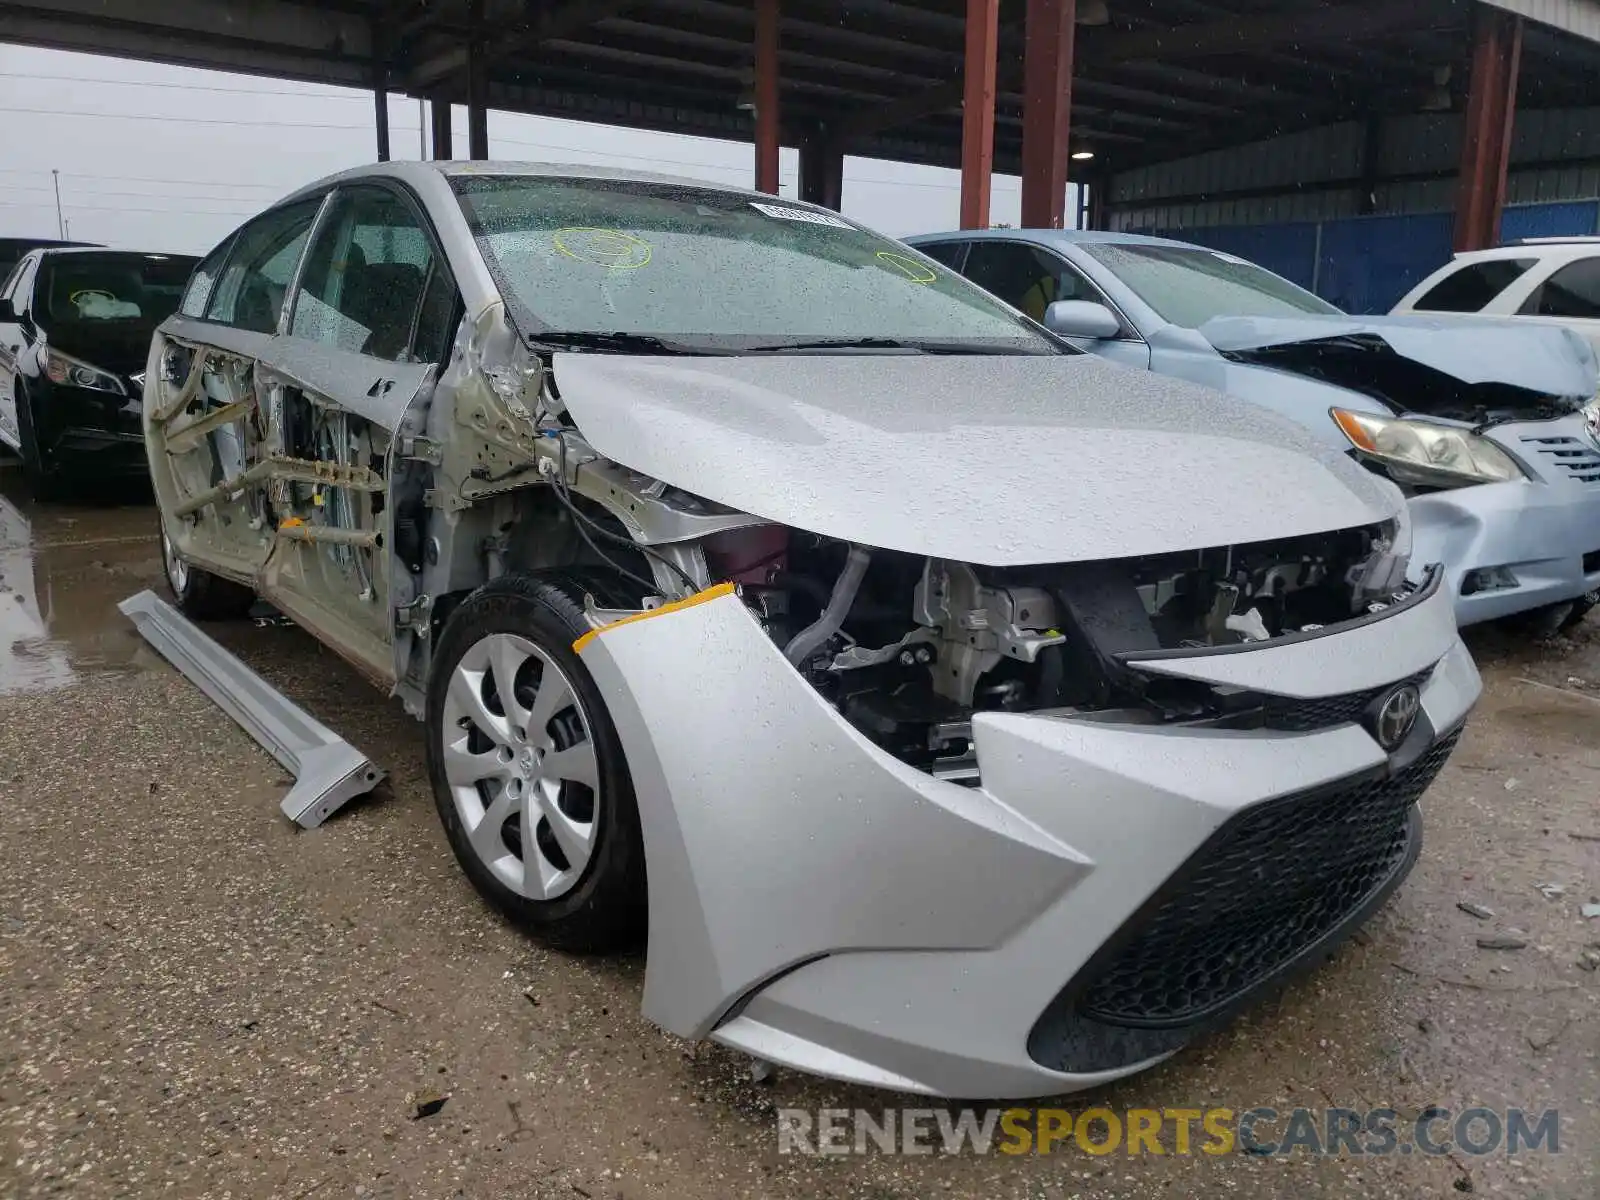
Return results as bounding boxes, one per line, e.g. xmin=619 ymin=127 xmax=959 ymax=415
xmin=1076 ymin=728 xmax=1461 ymax=1028
xmin=1261 ymin=669 xmax=1433 ymax=733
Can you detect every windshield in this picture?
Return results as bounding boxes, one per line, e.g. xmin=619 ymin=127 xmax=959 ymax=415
xmin=38 ymin=252 xmax=197 ymax=329
xmin=1081 ymin=243 xmax=1341 ymax=327
xmin=452 ymin=175 xmax=1062 ymax=354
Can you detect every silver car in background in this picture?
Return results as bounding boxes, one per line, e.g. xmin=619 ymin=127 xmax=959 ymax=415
xmin=910 ymin=229 xmax=1600 ymax=630
xmin=145 ymin=165 xmax=1477 ymax=1098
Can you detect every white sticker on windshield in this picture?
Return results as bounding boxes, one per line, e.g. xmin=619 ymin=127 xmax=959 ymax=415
xmin=750 ymin=201 xmax=853 ymax=229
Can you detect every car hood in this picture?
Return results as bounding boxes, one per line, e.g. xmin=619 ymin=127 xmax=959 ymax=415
xmin=1200 ymin=314 xmax=1598 ymax=402
xmin=43 ymin=321 xmax=161 ymax=378
xmin=551 ymin=352 xmax=1400 ymax=565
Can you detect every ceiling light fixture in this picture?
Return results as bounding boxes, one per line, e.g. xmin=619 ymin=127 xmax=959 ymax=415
xmin=1077 ymin=0 xmax=1111 ymax=26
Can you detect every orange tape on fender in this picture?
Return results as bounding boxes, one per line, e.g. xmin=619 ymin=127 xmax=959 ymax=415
xmin=572 ymin=582 xmax=737 ymax=654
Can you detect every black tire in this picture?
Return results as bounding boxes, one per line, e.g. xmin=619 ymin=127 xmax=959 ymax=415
xmin=1560 ymin=591 xmax=1598 ymax=633
xmin=14 ymin=389 xmax=64 ymax=501
xmin=161 ymin=525 xmax=256 ymax=620
xmin=1503 ymin=600 xmax=1579 ymax=641
xmin=424 ymin=571 xmax=647 ymax=952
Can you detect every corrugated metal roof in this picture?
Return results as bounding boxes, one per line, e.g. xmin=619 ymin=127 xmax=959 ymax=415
xmin=1479 ymin=0 xmax=1600 ymax=42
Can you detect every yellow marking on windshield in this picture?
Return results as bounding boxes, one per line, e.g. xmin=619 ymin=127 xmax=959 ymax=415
xmin=874 ymin=251 xmax=937 ymax=284
xmin=553 ymin=227 xmax=653 ymax=270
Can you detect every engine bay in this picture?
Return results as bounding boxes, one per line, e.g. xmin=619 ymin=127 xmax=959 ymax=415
xmin=703 ymin=521 xmax=1416 ymax=776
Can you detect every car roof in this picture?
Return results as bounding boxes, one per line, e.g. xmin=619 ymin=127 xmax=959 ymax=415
xmin=1446 ymin=240 xmax=1600 ymax=266
xmin=907 ymin=227 xmax=1208 ymax=251
xmin=0 ymin=237 xmax=98 ymax=251
xmin=283 ymin=159 xmax=792 ymax=207
xmin=34 ymin=247 xmax=197 ymax=260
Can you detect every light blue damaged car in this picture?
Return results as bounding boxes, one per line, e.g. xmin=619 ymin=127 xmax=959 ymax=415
xmin=908 ymin=229 xmax=1600 ymax=630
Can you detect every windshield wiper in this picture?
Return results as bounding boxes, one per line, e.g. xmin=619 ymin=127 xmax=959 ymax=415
xmin=530 ymin=330 xmax=723 ymax=356
xmin=742 ymin=336 xmax=1040 ymax=355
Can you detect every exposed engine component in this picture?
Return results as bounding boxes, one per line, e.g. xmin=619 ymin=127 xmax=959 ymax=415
xmin=785 ymin=544 xmax=871 ymax=667
xmin=742 ymin=522 xmax=1418 ymax=777
xmin=912 ymin=560 xmax=1067 ymax=706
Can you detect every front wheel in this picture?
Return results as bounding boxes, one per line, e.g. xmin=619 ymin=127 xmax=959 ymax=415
xmin=14 ymin=390 xmax=62 ymax=501
xmin=424 ymin=572 xmax=647 ymax=952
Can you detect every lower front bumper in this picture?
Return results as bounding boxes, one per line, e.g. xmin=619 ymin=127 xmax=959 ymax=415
xmin=1409 ymin=479 xmax=1600 ymax=625
xmin=47 ymin=427 xmax=148 ymax=475
xmin=576 ymin=583 xmax=1480 ymax=1099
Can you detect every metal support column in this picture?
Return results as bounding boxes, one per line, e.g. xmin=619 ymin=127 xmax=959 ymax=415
xmin=799 ymin=132 xmax=844 ymax=210
xmin=1453 ymin=7 xmax=1522 ymax=252
xmin=960 ymin=0 xmax=999 ymax=229
xmin=754 ymin=0 xmax=781 ymax=194
xmin=467 ymin=0 xmax=490 ymax=160
xmin=431 ymin=97 xmax=454 ymax=160
xmin=1358 ymin=113 xmax=1382 ymax=215
xmin=1087 ymin=172 xmax=1107 ymax=231
xmin=1020 ymin=0 xmax=1076 ymax=229
xmin=373 ymin=54 xmax=391 ymax=162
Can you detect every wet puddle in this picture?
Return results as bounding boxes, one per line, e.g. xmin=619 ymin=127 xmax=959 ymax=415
xmin=0 ymin=468 xmax=164 ymax=695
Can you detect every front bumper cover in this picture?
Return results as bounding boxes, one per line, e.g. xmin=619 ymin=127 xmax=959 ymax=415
xmin=576 ymin=577 xmax=1478 ymax=1098
xmin=1410 ymin=477 xmax=1600 ymax=626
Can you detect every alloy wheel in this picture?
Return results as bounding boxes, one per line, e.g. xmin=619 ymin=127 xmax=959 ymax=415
xmin=162 ymin=531 xmax=189 ymax=595
xmin=440 ymin=632 xmax=600 ymax=900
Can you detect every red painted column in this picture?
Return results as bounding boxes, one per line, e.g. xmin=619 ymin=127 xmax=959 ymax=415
xmin=1020 ymin=0 xmax=1076 ymax=229
xmin=1453 ymin=7 xmax=1523 ymax=252
xmin=755 ymin=0 xmax=781 ymax=194
xmin=960 ymin=0 xmax=1000 ymax=228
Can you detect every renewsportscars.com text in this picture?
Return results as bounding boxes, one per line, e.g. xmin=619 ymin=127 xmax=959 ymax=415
xmin=776 ymin=1106 xmax=1562 ymax=1158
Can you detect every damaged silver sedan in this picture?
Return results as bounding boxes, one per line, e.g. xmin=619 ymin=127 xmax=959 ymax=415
xmin=143 ymin=164 xmax=1479 ymax=1098
xmin=908 ymin=229 xmax=1600 ymax=631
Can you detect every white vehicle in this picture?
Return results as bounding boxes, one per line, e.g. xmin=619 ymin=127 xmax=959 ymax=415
xmin=142 ymin=162 xmax=1479 ymax=1098
xmin=1394 ymin=237 xmax=1600 ymax=355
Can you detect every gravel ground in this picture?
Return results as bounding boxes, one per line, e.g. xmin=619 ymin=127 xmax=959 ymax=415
xmin=0 ymin=474 xmax=1596 ymax=1199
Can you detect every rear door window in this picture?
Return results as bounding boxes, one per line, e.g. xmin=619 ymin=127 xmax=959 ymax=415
xmin=1521 ymin=258 xmax=1600 ymax=319
xmin=1412 ymin=259 xmax=1536 ymax=312
xmin=204 ymin=199 xmax=323 ymax=333
xmin=289 ymin=185 xmax=451 ymax=363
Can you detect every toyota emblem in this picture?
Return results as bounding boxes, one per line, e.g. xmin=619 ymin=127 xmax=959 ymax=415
xmin=1372 ymin=684 xmax=1422 ymax=751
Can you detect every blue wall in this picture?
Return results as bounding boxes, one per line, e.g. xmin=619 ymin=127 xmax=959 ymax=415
xmin=1147 ymin=199 xmax=1600 ymax=315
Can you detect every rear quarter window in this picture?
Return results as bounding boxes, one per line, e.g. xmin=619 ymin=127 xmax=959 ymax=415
xmin=1521 ymin=257 xmax=1600 ymax=319
xmin=1412 ymin=259 xmax=1536 ymax=312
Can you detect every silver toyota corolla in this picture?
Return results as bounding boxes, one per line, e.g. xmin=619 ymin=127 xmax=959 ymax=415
xmin=144 ymin=163 xmax=1479 ymax=1098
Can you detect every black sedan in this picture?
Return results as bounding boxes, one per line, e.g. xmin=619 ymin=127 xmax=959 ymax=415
xmin=0 ymin=247 xmax=196 ymax=494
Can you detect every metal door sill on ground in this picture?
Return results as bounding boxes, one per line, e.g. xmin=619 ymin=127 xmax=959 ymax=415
xmin=119 ymin=589 xmax=384 ymax=828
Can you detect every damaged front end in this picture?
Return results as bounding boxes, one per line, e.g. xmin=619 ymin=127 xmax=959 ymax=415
xmin=719 ymin=520 xmax=1418 ymax=780
xmin=1210 ymin=321 xmax=1596 ymax=495
xmin=1205 ymin=317 xmax=1600 ymax=624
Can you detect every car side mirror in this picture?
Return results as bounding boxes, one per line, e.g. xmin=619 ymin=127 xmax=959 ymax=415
xmin=1043 ymin=299 xmax=1120 ymax=341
